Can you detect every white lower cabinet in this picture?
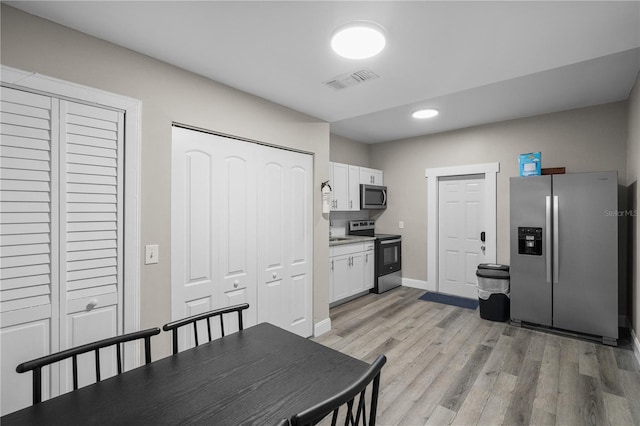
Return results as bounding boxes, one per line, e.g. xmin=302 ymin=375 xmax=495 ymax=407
xmin=329 ymin=242 xmax=374 ymax=304
xmin=363 ymin=242 xmax=375 ymax=291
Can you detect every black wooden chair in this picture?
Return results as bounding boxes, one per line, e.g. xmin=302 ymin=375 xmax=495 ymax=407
xmin=162 ymin=303 xmax=250 ymax=355
xmin=16 ymin=327 xmax=161 ymax=405
xmin=290 ymin=354 xmax=387 ymax=426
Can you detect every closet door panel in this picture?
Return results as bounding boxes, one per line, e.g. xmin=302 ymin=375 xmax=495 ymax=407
xmin=215 ymin=136 xmax=257 ymax=331
xmin=58 ymin=100 xmax=124 ymax=393
xmin=0 ymin=87 xmax=59 ymax=415
xmin=171 ymin=128 xmax=221 ymax=348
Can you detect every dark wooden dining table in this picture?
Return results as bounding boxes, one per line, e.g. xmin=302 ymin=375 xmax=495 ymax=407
xmin=2 ymin=322 xmax=369 ymax=425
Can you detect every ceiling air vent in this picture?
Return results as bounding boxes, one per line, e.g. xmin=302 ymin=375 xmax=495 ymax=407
xmin=323 ymin=68 xmax=379 ymax=90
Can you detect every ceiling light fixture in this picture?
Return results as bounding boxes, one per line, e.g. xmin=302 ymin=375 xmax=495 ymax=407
xmin=331 ymin=21 xmax=386 ymax=59
xmin=412 ymin=109 xmax=439 ymax=119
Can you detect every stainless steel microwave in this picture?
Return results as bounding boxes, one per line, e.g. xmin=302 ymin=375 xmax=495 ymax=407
xmin=360 ymin=184 xmax=387 ymax=209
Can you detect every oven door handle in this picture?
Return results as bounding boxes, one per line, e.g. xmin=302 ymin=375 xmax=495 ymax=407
xmin=379 ymin=238 xmax=401 ymax=245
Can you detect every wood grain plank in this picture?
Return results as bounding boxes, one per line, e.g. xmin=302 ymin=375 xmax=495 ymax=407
xmin=502 ymin=358 xmax=541 ymax=425
xmin=438 ymin=344 xmax=493 ymax=412
xmin=476 ymin=372 xmax=518 ymax=426
xmin=602 ymin=391 xmax=635 ymax=426
xmin=595 ymin=344 xmax=625 ymax=397
xmin=577 ymin=341 xmax=600 ymax=379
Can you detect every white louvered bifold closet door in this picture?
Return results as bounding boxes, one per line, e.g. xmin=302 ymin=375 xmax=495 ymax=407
xmin=0 ymin=87 xmax=124 ymax=415
xmin=58 ymin=100 xmax=124 ymax=392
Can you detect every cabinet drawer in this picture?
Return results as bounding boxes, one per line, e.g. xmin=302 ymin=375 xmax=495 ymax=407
xmin=330 ymin=243 xmax=364 ymax=257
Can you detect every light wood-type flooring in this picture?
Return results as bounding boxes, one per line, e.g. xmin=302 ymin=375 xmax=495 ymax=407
xmin=313 ymin=287 xmax=640 ymax=426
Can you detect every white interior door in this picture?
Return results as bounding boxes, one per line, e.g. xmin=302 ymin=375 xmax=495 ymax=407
xmin=257 ymin=146 xmax=312 ymax=337
xmin=438 ymin=174 xmax=485 ymax=298
xmin=215 ymin=136 xmax=257 ymax=331
xmin=172 ymin=127 xmax=312 ymax=340
xmin=1 ymin=87 xmax=125 ymax=414
xmin=171 ymin=127 xmax=221 ymax=348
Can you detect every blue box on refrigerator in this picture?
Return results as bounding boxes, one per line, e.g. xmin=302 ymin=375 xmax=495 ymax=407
xmin=519 ymin=152 xmax=541 ymax=176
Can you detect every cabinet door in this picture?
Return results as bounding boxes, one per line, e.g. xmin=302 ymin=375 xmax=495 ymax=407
xmin=372 ymin=169 xmax=384 ymax=186
xmin=347 ymin=252 xmax=365 ymax=295
xmin=331 ymin=162 xmax=349 ymax=211
xmin=348 ymin=165 xmax=360 ymax=211
xmin=359 ymin=167 xmax=383 ymax=185
xmin=331 ymin=254 xmax=351 ymax=301
xmin=364 ymin=248 xmax=375 ymax=290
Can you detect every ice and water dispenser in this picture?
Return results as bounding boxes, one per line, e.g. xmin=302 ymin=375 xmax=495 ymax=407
xmin=517 ymin=227 xmax=542 ymax=256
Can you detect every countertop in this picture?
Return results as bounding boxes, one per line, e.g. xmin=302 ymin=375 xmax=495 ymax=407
xmin=329 ymin=235 xmax=376 ymax=247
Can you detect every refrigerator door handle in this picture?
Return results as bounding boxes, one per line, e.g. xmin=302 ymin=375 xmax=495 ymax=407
xmin=546 ymin=196 xmax=552 ymax=283
xmin=553 ymin=195 xmax=559 ymax=283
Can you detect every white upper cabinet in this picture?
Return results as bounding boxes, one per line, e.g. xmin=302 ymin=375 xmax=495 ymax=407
xmin=329 ymin=162 xmax=360 ymax=211
xmin=359 ymin=167 xmax=383 ymax=186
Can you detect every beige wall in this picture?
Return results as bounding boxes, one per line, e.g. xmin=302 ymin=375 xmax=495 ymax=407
xmin=1 ymin=5 xmax=331 ymax=358
xmin=627 ymin=71 xmax=640 ymax=339
xmin=329 ymin=133 xmax=371 ymax=167
xmin=370 ymin=102 xmax=628 ymax=300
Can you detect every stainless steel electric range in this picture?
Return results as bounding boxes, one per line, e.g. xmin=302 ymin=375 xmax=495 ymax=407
xmin=348 ymin=220 xmax=402 ymax=293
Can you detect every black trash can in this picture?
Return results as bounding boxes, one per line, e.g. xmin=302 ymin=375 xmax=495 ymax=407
xmin=476 ymin=264 xmax=510 ymax=322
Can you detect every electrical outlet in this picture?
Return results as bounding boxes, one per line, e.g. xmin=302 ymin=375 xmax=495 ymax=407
xmin=145 ymin=244 xmax=159 ymax=264
xmin=399 ymin=221 xmax=404 ymax=229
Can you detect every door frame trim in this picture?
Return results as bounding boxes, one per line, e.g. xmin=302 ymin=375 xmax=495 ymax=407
xmin=2 ymin=66 xmax=142 ymax=367
xmin=425 ymin=162 xmax=499 ymax=293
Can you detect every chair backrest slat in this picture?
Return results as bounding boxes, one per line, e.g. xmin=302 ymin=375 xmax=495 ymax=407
xmin=95 ymin=349 xmax=101 ymax=382
xmin=16 ymin=327 xmax=160 ymax=405
xmin=162 ymin=303 xmax=249 ymax=355
xmin=72 ymin=354 xmax=79 ymax=390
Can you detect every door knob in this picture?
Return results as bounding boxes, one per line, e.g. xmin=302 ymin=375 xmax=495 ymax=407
xmin=87 ymin=299 xmax=98 ymax=310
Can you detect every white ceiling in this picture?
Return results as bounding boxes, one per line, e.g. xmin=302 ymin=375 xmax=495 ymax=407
xmin=7 ymin=1 xmax=640 ymax=143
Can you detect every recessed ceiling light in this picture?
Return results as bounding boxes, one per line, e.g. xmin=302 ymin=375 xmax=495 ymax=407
xmin=331 ymin=22 xmax=386 ymax=59
xmin=412 ymin=109 xmax=439 ymax=119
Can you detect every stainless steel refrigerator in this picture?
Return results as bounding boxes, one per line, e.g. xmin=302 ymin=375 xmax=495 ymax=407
xmin=510 ymin=171 xmax=618 ymax=345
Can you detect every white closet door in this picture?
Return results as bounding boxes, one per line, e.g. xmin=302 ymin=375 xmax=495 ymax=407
xmin=171 ymin=127 xmax=312 ymax=339
xmin=171 ymin=127 xmax=220 ymax=349
xmin=171 ymin=128 xmax=257 ymax=346
xmin=0 ymin=87 xmax=59 ymax=414
xmin=214 ymin=135 xmax=257 ymax=331
xmin=0 ymin=88 xmax=125 ymax=414
xmin=58 ymin=101 xmax=124 ymax=391
xmin=256 ymin=146 xmax=312 ymax=337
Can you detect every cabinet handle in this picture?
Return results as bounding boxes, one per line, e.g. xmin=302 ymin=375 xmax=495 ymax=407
xmin=349 ymin=200 xmax=352 ymax=209
xmin=233 ymin=280 xmax=239 ymax=288
xmin=331 ymin=260 xmax=334 ymax=270
xmin=272 ymin=272 xmax=277 ymax=279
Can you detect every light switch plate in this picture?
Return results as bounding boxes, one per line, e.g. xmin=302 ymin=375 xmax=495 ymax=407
xmin=145 ymin=244 xmax=159 ymax=264
xmin=399 ymin=221 xmax=404 ymax=229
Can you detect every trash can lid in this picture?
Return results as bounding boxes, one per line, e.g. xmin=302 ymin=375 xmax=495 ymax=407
xmin=477 ymin=263 xmax=509 ymax=272
xmin=476 ymin=269 xmax=510 ymax=279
